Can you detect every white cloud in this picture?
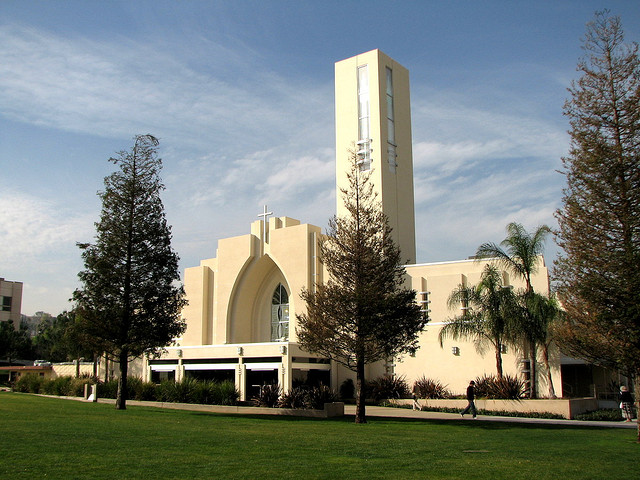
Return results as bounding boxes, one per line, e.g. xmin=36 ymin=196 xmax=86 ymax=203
xmin=0 ymin=22 xmax=571 ymax=314
xmin=0 ymin=25 xmax=332 ymax=154
xmin=409 ymin=94 xmax=566 ymax=264
xmin=0 ymin=189 xmax=94 ymax=266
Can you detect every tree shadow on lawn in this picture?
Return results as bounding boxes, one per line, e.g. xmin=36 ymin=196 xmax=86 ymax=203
xmin=182 ymin=410 xmax=616 ymax=432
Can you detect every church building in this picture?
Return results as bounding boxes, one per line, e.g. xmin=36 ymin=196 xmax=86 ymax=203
xmin=143 ymin=50 xmax=563 ymax=400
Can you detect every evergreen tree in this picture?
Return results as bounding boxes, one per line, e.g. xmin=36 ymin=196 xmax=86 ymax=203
xmin=74 ymin=135 xmax=186 ymax=409
xmin=554 ymin=11 xmax=640 ymax=440
xmin=297 ymin=153 xmax=426 ymax=424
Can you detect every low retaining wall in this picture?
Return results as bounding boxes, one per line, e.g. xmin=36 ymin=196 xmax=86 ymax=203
xmin=98 ymin=398 xmax=345 ymax=418
xmin=392 ymin=397 xmax=598 ymax=419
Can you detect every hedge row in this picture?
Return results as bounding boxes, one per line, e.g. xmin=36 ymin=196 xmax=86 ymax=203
xmin=13 ymin=375 xmax=239 ymax=406
xmin=13 ymin=374 xmax=92 ymax=397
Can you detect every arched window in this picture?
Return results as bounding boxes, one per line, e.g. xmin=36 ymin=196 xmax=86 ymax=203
xmin=271 ymin=284 xmax=289 ymax=341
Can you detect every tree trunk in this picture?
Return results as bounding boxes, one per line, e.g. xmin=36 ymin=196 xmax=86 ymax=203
xmin=634 ymin=372 xmax=640 ymax=444
xmin=75 ymin=357 xmax=80 ymax=378
xmin=529 ymin=343 xmax=537 ymax=399
xmin=495 ymin=345 xmax=503 ymax=379
xmin=355 ymin=356 xmax=367 ymax=424
xmin=115 ymin=350 xmax=128 ymax=410
xmin=542 ymin=343 xmax=556 ymax=398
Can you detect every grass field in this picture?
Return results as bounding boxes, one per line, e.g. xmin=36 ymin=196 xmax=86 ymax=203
xmin=1 ymin=392 xmax=638 ymax=480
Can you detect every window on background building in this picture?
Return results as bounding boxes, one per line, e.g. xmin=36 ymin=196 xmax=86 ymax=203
xmin=357 ymin=65 xmax=371 ymax=171
xmin=1 ymin=296 xmax=11 ymax=312
xmin=386 ymin=67 xmax=397 ymax=173
xmin=271 ymin=284 xmax=289 ymax=341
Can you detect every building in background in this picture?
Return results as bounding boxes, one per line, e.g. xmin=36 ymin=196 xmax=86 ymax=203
xmin=143 ymin=50 xmax=603 ymax=400
xmin=0 ymin=277 xmax=23 ymax=327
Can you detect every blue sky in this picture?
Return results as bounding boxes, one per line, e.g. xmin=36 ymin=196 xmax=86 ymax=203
xmin=1 ymin=1 xmax=638 ymax=316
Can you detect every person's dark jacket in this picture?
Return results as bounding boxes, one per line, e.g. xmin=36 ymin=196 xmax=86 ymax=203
xmin=466 ymin=385 xmax=475 ymax=401
xmin=619 ymin=391 xmax=634 ymax=403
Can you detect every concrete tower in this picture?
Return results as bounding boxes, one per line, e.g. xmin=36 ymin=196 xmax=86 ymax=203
xmin=334 ymin=49 xmax=416 ymax=264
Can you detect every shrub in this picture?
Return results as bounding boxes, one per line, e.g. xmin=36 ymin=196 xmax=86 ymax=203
xmin=155 ymin=380 xmax=173 ymax=402
xmin=14 ymin=374 xmax=44 ymax=393
xmin=136 ymin=381 xmax=157 ymax=401
xmin=190 ymin=380 xmax=215 ymax=405
xmin=211 ymin=380 xmax=239 ymax=406
xmin=254 ymin=383 xmax=281 ymax=408
xmin=367 ymin=375 xmax=411 ymax=401
xmin=413 ymin=376 xmax=451 ymax=399
xmin=126 ymin=377 xmax=157 ymax=401
xmin=188 ymin=379 xmax=237 ymax=406
xmin=65 ymin=377 xmax=93 ymax=397
xmin=339 ymin=379 xmax=355 ymax=400
xmin=43 ymin=376 xmax=73 ymax=396
xmin=178 ymin=377 xmax=200 ymax=403
xmin=96 ymin=377 xmax=155 ymax=400
xmin=157 ymin=377 xmax=199 ymax=403
xmin=126 ymin=377 xmax=143 ymax=400
xmin=575 ymin=409 xmax=624 ymax=422
xmin=474 ymin=374 xmax=525 ymax=399
xmin=279 ymin=386 xmax=308 ymax=409
xmin=305 ymin=385 xmax=339 ymax=410
xmin=97 ymin=379 xmax=119 ymax=399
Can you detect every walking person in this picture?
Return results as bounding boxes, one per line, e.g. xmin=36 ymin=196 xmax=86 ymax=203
xmin=460 ymin=380 xmax=477 ymax=419
xmin=619 ymin=386 xmax=634 ymax=422
xmin=412 ymin=393 xmax=421 ymax=411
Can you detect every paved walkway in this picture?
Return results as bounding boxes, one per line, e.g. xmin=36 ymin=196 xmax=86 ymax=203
xmin=60 ymin=395 xmax=637 ymax=429
xmin=344 ymin=404 xmax=638 ymax=429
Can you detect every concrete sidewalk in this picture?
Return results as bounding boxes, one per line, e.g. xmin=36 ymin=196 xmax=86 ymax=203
xmin=39 ymin=394 xmax=637 ymax=429
xmin=344 ymin=404 xmax=638 ymax=429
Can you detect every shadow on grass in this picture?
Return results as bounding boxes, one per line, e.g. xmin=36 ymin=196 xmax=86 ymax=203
xmin=179 ymin=409 xmax=621 ymax=432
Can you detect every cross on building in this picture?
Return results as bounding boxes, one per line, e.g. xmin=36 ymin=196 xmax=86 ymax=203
xmin=257 ymin=205 xmax=273 ymax=243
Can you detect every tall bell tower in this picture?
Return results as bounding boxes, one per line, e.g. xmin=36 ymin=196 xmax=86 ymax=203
xmin=334 ymin=49 xmax=416 ymax=263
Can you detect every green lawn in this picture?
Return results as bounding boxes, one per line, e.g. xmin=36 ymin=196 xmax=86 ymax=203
xmin=1 ymin=392 xmax=637 ymax=480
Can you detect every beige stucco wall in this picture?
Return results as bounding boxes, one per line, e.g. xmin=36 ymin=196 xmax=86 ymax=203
xmin=335 ymin=49 xmax=416 ymax=264
xmin=392 ymin=397 xmax=598 ymax=419
xmin=396 ymin=256 xmax=560 ymax=397
xmin=178 ymin=217 xmax=322 ymax=349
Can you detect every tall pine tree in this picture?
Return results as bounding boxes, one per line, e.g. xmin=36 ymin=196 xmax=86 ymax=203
xmin=297 ymin=153 xmax=426 ymax=424
xmin=74 ymin=135 xmax=186 ymax=409
xmin=554 ymin=11 xmax=640 ymax=440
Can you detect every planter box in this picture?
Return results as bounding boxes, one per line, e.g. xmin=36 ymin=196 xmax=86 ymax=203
xmin=391 ymin=397 xmax=598 ymax=419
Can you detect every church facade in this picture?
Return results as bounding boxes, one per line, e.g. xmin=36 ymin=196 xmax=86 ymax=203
xmin=143 ymin=50 xmax=562 ymax=400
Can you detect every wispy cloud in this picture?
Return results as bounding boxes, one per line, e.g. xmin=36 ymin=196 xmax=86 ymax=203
xmin=0 ymin=22 xmax=570 ymax=314
xmin=0 ymin=25 xmax=333 ymax=154
xmin=410 ymin=96 xmax=566 ymax=262
xmin=0 ymin=189 xmax=93 ymax=265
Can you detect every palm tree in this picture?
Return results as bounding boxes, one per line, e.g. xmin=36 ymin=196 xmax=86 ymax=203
xmin=439 ymin=264 xmax=516 ymax=379
xmin=476 ymin=222 xmax=550 ymax=293
xmin=527 ymin=292 xmax=562 ymax=398
xmin=475 ymin=222 xmax=551 ymax=398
